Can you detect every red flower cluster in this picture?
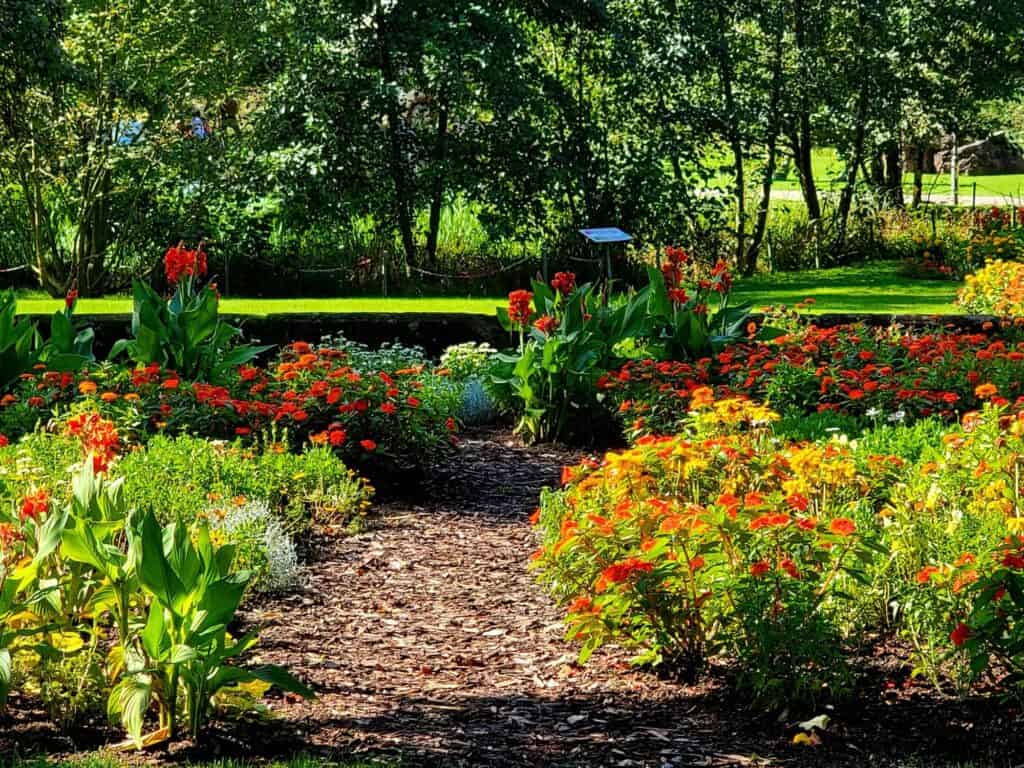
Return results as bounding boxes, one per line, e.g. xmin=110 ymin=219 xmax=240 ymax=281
xmin=601 ymin=323 xmax=1024 ymax=436
xmin=508 ymin=290 xmax=533 ymax=328
xmin=533 ymin=315 xmax=559 ymax=335
xmin=164 ymin=241 xmax=208 ymax=285
xmin=660 ymin=246 xmax=689 ymax=291
xmin=551 ymin=271 xmax=576 ymax=296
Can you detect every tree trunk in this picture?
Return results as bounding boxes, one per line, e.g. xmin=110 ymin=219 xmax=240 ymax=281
xmin=376 ymin=8 xmax=417 ymax=268
xmin=836 ymin=90 xmax=869 ymax=249
xmin=912 ymin=145 xmax=924 ymax=208
xmin=742 ymin=12 xmax=785 ymax=276
xmin=791 ymin=0 xmax=821 ymax=221
xmin=883 ymin=142 xmax=904 ymax=208
xmin=794 ymin=116 xmax=821 ymax=220
xmin=425 ymin=101 xmax=449 ymax=265
xmin=714 ymin=6 xmax=745 ymax=270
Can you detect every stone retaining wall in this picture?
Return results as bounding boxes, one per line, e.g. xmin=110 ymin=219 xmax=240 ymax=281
xmin=54 ymin=311 xmax=999 ymax=360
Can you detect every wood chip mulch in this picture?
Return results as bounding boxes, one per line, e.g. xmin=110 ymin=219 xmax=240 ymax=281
xmin=4 ymin=427 xmax=1024 ymax=767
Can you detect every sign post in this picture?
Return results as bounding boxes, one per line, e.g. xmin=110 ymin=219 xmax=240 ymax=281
xmin=579 ymin=227 xmax=632 ymax=304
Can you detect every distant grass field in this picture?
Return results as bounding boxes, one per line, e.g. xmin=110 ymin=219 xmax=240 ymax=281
xmin=705 ymin=146 xmax=1024 ymax=202
xmin=771 ymin=147 xmax=1024 ymax=200
xmin=13 ymin=262 xmax=960 ymax=317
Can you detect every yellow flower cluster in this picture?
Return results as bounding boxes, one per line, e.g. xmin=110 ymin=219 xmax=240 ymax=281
xmin=959 ymin=259 xmax=1024 ymax=317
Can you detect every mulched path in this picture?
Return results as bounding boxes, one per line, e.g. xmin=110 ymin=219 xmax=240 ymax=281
xmin=4 ymin=427 xmax=1024 ymax=766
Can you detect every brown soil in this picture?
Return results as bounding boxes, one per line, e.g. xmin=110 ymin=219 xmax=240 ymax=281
xmin=3 ymin=428 xmax=1024 ymax=767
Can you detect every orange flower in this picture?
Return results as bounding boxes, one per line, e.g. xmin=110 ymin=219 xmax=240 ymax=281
xmin=828 ymin=518 xmax=856 ymax=537
xmin=78 ymin=380 xmax=97 ymax=395
xmin=916 ymin=565 xmax=939 ymax=584
xmin=974 ymin=383 xmax=998 ymax=399
xmin=690 ymin=386 xmax=714 ymax=410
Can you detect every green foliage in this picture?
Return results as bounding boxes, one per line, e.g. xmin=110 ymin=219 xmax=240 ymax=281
xmin=0 ymin=289 xmax=92 ymax=394
xmin=111 ymin=278 xmax=268 ymax=382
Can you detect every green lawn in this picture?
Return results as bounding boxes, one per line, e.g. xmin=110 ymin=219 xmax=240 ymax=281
xmin=14 ymin=293 xmax=508 ymax=316
xmin=732 ymin=261 xmax=961 ymax=315
xmin=707 ymin=145 xmax=1024 ymax=201
xmin=13 ymin=262 xmax=961 ymax=317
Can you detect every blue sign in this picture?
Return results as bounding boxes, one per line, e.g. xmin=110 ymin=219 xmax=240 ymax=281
xmin=579 ymin=227 xmax=632 ymax=244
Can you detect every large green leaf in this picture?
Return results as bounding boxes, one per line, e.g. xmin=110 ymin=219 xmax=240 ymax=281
xmin=108 ymin=674 xmax=153 ymax=748
xmin=134 ymin=512 xmax=185 ymax=610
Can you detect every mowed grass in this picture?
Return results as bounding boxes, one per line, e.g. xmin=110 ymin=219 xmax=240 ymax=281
xmin=13 ymin=262 xmax=961 ymax=317
xmin=732 ymin=261 xmax=962 ymax=315
xmin=14 ymin=293 xmax=508 ymax=316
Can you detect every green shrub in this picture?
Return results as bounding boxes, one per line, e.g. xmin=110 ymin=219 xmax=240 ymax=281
xmin=116 ymin=435 xmax=373 ymax=532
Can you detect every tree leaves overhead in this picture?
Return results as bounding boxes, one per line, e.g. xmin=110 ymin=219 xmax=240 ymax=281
xmin=1 ymin=0 xmax=1022 ymax=293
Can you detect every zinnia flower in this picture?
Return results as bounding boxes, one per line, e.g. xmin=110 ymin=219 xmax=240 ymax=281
xmin=829 ymin=517 xmax=856 ymax=537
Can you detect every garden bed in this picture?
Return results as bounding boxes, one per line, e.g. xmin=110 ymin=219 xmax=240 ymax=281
xmin=3 ymin=428 xmax=1023 ymax=767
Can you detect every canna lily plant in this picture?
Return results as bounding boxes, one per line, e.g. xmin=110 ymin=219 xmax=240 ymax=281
xmin=644 ymin=248 xmax=781 ymax=360
xmin=490 ymin=272 xmax=649 ymax=443
xmin=110 ymin=510 xmax=312 ymax=746
xmin=111 ymin=243 xmax=270 ymax=382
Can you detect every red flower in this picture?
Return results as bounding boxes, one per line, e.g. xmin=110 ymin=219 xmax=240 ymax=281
xmin=779 ymin=557 xmax=801 ymax=579
xmin=533 ymin=315 xmax=559 ymax=335
xmin=508 ymin=290 xmax=534 ymax=328
xmin=950 ymin=622 xmax=972 ymax=648
xmin=596 ymin=557 xmax=653 ymax=591
xmin=750 ymin=560 xmax=771 ymax=578
xmin=360 ymin=439 xmax=377 ymax=452
xmin=164 ymin=241 xmax=208 ymax=284
xmin=668 ymin=288 xmax=690 ymax=305
xmin=916 ymin=565 xmax=939 ymax=584
xmin=786 ymin=493 xmax=809 ymax=512
xmin=551 ymin=271 xmax=576 ymax=296
xmin=20 ymin=489 xmax=50 ymax=521
xmin=0 ymin=434 xmax=8 ymax=447
xmin=829 ymin=517 xmax=856 ymax=537
xmin=65 ymin=288 xmax=78 ymax=309
xmin=381 ymin=402 xmax=397 ymax=416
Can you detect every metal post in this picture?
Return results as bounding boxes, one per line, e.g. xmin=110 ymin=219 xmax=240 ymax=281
xmin=972 ymin=182 xmax=977 ymax=211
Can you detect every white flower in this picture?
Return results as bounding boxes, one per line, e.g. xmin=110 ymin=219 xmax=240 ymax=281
xmin=866 ymin=407 xmax=881 ymax=419
xmin=888 ymin=410 xmax=906 ymax=423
